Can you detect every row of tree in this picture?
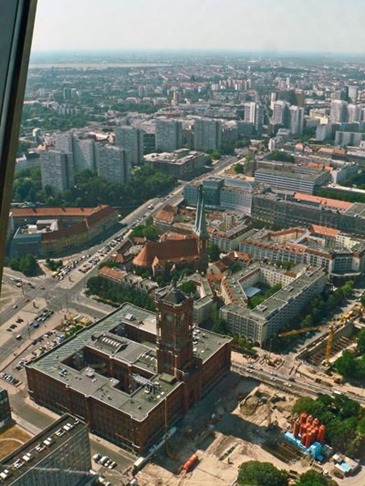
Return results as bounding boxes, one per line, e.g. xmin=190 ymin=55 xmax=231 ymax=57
xmin=238 ymin=461 xmax=336 ymax=486
xmin=315 ymin=187 xmax=365 ymax=204
xmin=8 ymin=254 xmax=40 ymax=277
xmin=12 ymin=166 xmax=177 ymax=209
xmin=86 ymin=276 xmax=155 ymax=311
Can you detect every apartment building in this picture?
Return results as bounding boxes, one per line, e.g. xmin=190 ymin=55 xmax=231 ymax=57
xmin=220 ymin=264 xmax=327 ymax=346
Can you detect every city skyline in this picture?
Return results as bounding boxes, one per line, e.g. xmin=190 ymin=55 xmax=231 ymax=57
xmin=31 ymin=0 xmax=365 ymax=54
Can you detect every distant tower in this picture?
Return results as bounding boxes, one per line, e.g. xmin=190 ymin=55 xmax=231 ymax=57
xmin=194 ymin=185 xmax=209 ymax=272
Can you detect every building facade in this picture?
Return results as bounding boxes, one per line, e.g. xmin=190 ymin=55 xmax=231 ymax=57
xmin=251 ymin=192 xmax=365 ymax=237
xmin=194 ymin=118 xmax=222 ymax=152
xmin=155 ymin=119 xmax=183 ymax=152
xmin=40 ymin=149 xmax=74 ymax=193
xmin=0 ymin=388 xmax=12 ymax=432
xmin=254 ymin=167 xmax=330 ymax=194
xmin=95 ymin=144 xmax=131 ymax=185
xmin=9 ymin=206 xmax=119 ymax=258
xmin=115 ymin=126 xmax=144 ymax=165
xmin=0 ymin=415 xmax=95 ymax=485
xmin=26 ymin=291 xmax=231 ymax=455
xmin=239 ymin=226 xmax=365 ymax=277
xmin=220 ymin=265 xmax=327 ymax=346
xmin=184 ymin=177 xmax=259 ymax=215
xmin=144 ymin=149 xmax=207 ymax=179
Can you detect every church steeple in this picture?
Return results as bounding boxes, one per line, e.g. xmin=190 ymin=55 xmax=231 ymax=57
xmin=194 ymin=185 xmax=208 ymax=239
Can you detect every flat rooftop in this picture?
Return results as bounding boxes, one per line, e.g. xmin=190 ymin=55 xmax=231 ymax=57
xmin=0 ymin=415 xmax=86 ymax=484
xmin=28 ymin=303 xmax=230 ymax=421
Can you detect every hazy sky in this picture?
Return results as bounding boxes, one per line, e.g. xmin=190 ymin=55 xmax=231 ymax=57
xmin=31 ymin=0 xmax=365 ymax=54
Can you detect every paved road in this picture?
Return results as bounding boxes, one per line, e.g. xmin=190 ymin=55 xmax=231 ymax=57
xmin=232 ymin=361 xmax=365 ymax=407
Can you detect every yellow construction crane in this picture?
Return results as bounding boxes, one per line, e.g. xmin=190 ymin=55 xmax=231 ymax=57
xmin=277 ymin=323 xmax=330 ymax=338
xmin=324 ymin=321 xmax=335 ymax=363
xmin=278 ymin=319 xmax=339 ymax=362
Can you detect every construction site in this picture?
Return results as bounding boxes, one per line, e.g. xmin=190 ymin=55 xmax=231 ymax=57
xmin=277 ymin=303 xmax=363 ymax=369
xmin=134 ymin=376 xmax=321 ymax=486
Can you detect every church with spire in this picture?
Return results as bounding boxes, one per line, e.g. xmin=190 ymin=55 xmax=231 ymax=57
xmin=133 ymin=185 xmax=209 ymax=276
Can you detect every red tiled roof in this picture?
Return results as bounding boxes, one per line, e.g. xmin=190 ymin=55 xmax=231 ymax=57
xmin=310 ymin=224 xmax=340 ymax=237
xmin=133 ymin=238 xmax=199 ymax=268
xmin=294 ymin=192 xmax=352 ymax=210
xmin=99 ymin=266 xmax=125 ymax=281
xmin=154 ymin=204 xmax=176 ymax=224
xmin=11 ymin=205 xmax=111 ymax=218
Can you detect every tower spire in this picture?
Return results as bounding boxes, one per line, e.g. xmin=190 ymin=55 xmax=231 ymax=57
xmin=194 ymin=185 xmax=208 ymax=239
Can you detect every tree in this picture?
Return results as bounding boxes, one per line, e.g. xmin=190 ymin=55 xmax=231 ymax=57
xmin=20 ymin=254 xmax=39 ymax=276
xmin=234 ymin=163 xmax=245 ymax=174
xmin=210 ymin=149 xmax=221 ymax=160
xmin=179 ymin=280 xmax=196 ymax=295
xmin=296 ymin=470 xmax=337 ymax=486
xmin=335 ymin=350 xmax=357 ymax=378
xmin=208 ymin=244 xmax=220 ymax=262
xmin=237 ymin=461 xmax=289 ymax=486
xmin=211 ymin=316 xmax=229 ymax=335
xmin=268 ymin=150 xmax=295 ymax=163
xmin=357 ymin=328 xmax=365 ymax=354
xmin=8 ymin=254 xmax=40 ymax=277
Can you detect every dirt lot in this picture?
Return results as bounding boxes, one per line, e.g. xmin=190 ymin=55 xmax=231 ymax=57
xmin=0 ymin=425 xmax=32 ymax=459
xmin=135 ymin=380 xmax=311 ymax=486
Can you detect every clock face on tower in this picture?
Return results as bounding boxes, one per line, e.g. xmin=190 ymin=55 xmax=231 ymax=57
xmin=166 ymin=313 xmax=174 ymax=323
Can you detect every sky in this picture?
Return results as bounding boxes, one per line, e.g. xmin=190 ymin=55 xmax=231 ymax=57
xmin=31 ymin=0 xmax=365 ymax=54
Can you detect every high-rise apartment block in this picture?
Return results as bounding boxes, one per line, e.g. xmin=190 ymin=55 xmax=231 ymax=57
xmin=330 ymin=100 xmax=348 ymax=123
xmin=272 ymin=101 xmax=290 ymax=127
xmin=55 ymin=131 xmax=96 ymax=172
xmin=289 ymin=105 xmax=304 ymax=135
xmin=115 ymin=126 xmax=144 ymax=165
xmin=194 ymin=118 xmax=222 ymax=152
xmin=347 ymin=104 xmax=362 ymax=123
xmin=155 ymin=119 xmax=183 ymax=152
xmin=95 ymin=144 xmax=131 ymax=185
xmin=40 ymin=149 xmax=74 ymax=193
xmin=347 ymin=85 xmax=359 ymax=103
xmin=244 ymin=102 xmax=264 ymax=132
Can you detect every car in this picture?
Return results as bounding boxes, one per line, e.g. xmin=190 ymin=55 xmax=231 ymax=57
xmin=92 ymin=453 xmax=101 ymax=462
xmin=13 ymin=305 xmax=18 ymax=309
xmin=15 ymin=335 xmax=22 ymax=340
xmin=16 ymin=318 xmax=23 ymax=323
xmin=6 ymin=328 xmax=12 ymax=332
xmin=108 ymin=461 xmax=117 ymax=469
xmin=104 ymin=459 xmax=112 ymax=467
xmin=99 ymin=456 xmax=109 ymax=466
xmin=10 ymin=324 xmax=17 ymax=329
